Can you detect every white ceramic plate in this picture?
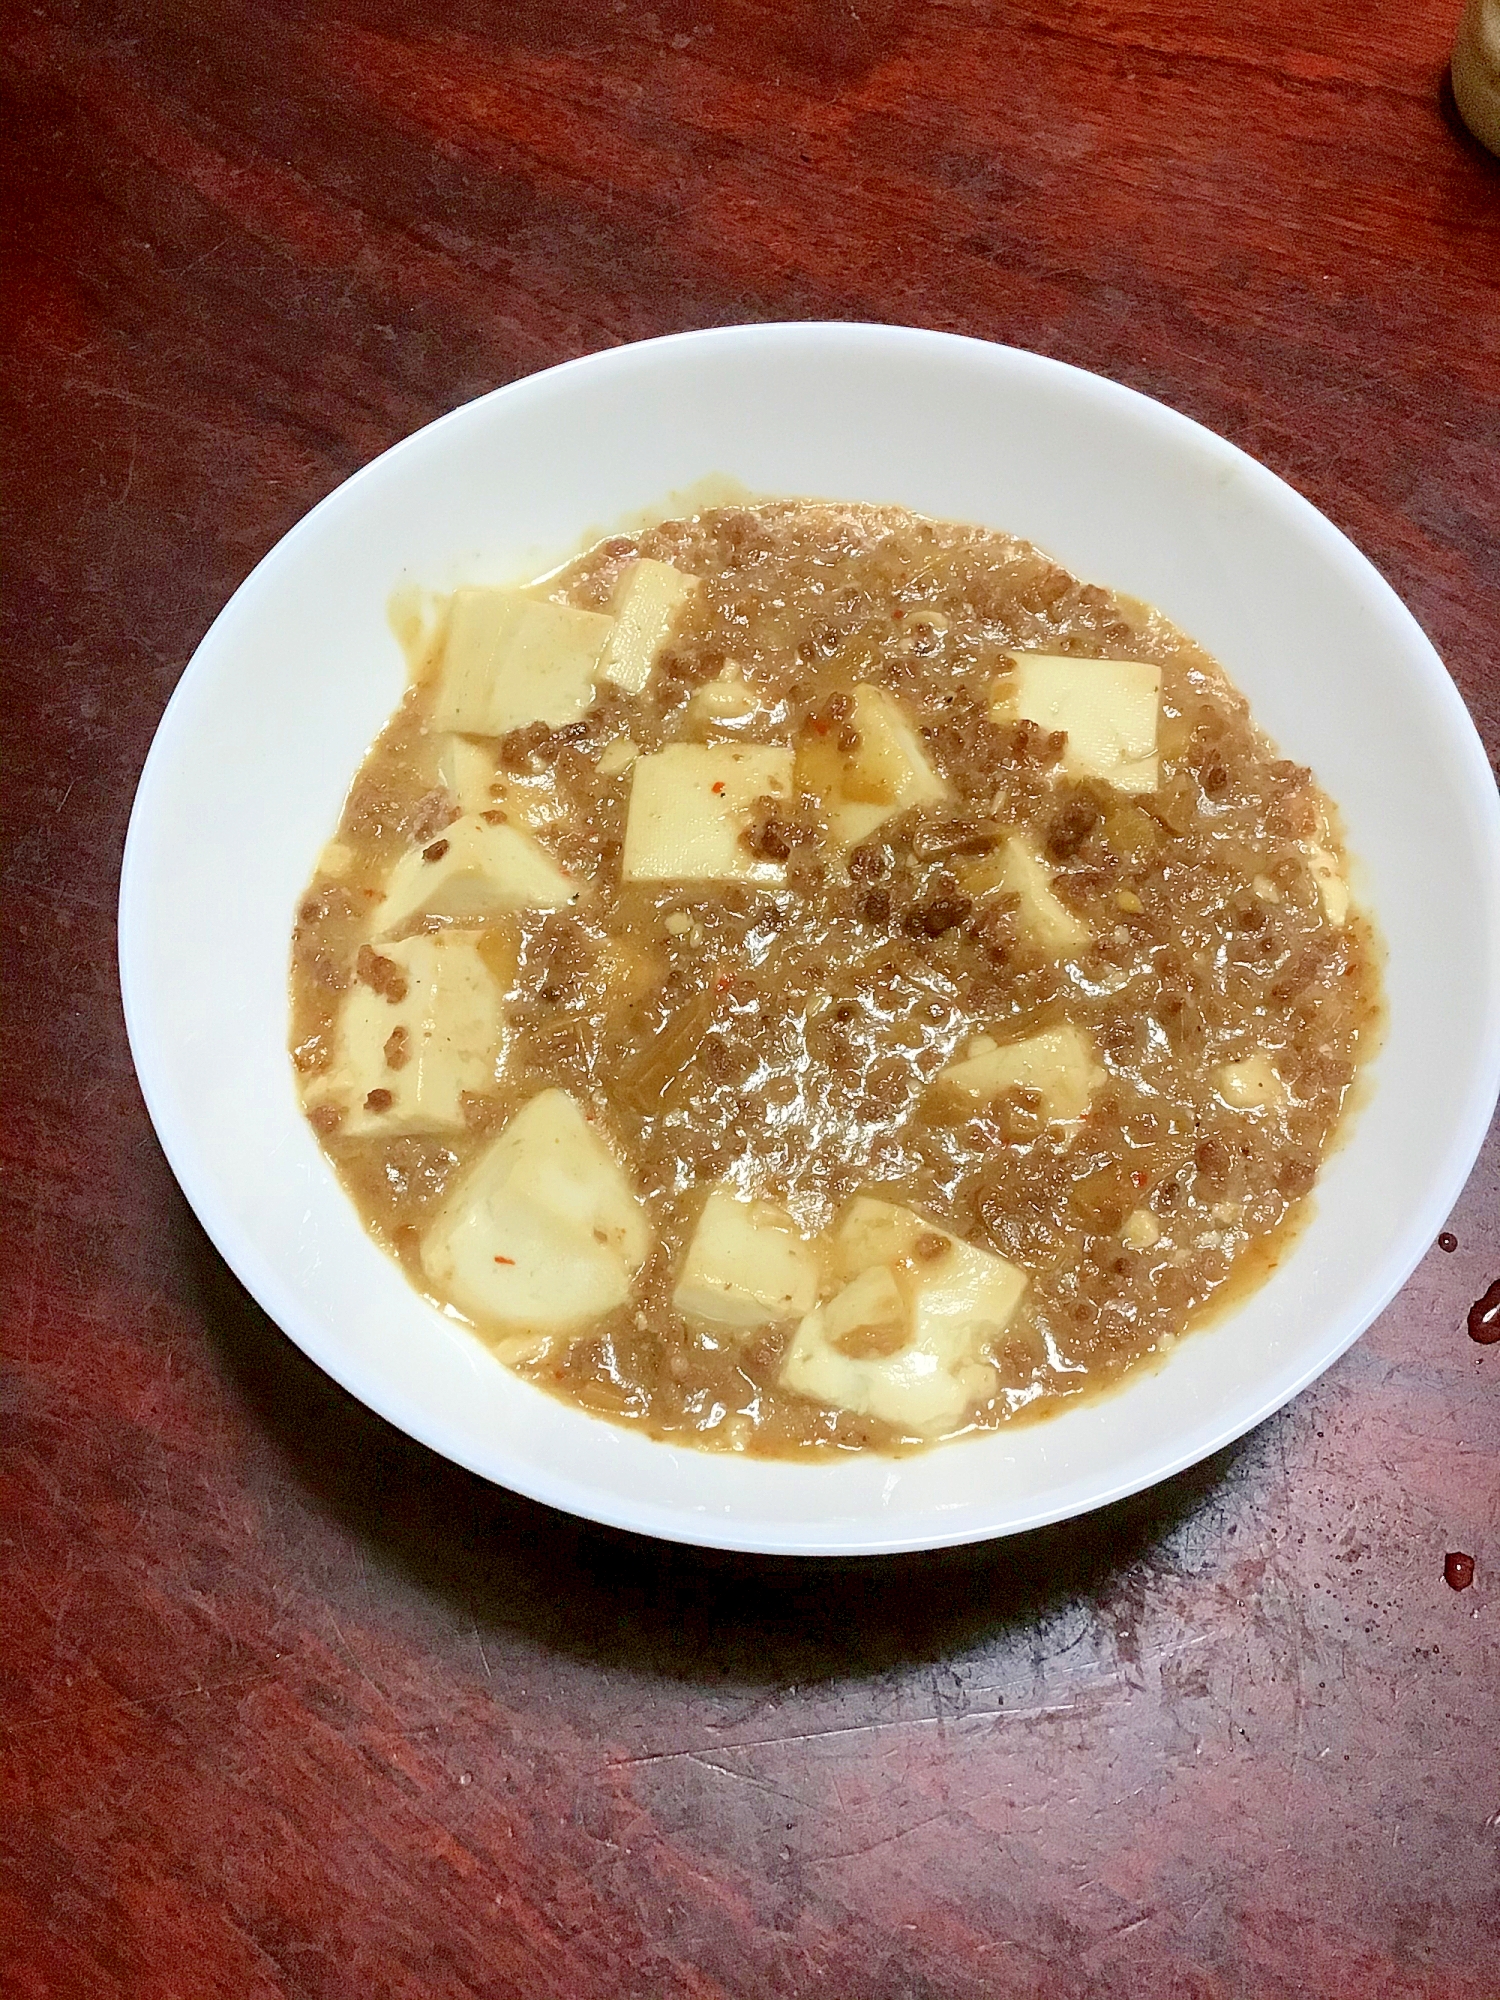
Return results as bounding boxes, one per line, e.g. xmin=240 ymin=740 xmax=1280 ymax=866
xmin=119 ymin=324 xmax=1500 ymax=1555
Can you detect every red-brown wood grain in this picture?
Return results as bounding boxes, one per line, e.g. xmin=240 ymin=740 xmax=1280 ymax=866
xmin=3 ymin=3 xmax=1498 ymax=1995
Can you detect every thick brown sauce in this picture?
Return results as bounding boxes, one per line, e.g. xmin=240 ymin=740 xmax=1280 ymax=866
xmin=289 ymin=502 xmax=1382 ymax=1456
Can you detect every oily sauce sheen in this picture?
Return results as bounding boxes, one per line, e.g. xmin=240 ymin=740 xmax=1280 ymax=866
xmin=288 ymin=502 xmax=1382 ymax=1455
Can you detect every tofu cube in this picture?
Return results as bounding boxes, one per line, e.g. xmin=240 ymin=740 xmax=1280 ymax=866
xmin=601 ymin=560 xmax=700 ymax=695
xmin=961 ymin=835 xmax=1091 ymax=955
xmin=421 ymin=1089 xmax=652 ymax=1333
xmin=796 ymin=685 xmax=948 ymax=848
xmin=671 ymin=1189 xmax=821 ymax=1331
xmin=1214 ymin=1054 xmax=1286 ymax=1110
xmin=376 ymin=813 xmax=578 ymax=935
xmin=782 ymin=1285 xmax=989 ymax=1438
xmin=828 ymin=1194 xmax=931 ymax=1283
xmin=818 ymin=1266 xmax=910 ymax=1354
xmin=1001 ymin=654 xmax=1161 ymax=793
xmin=779 ymin=1196 xmax=1025 ymax=1437
xmin=312 ymin=933 xmax=504 ymax=1137
xmin=437 ymin=734 xmax=498 ymax=815
xmin=433 ymin=588 xmax=613 ymax=736
xmin=622 ymin=744 xmax=794 ymax=885
xmin=829 ymin=1198 xmax=1028 ymax=1334
xmin=904 ymin=1231 xmax=1029 ymax=1364
xmin=937 ymin=1022 xmax=1104 ymax=1126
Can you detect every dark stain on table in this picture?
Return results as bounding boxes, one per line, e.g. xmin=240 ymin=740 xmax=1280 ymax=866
xmin=3 ymin=0 xmax=1498 ymax=1993
xmin=1468 ymin=1277 xmax=1500 ymax=1345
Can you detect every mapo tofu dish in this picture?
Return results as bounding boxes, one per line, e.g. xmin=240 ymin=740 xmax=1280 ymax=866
xmin=289 ymin=501 xmax=1381 ymax=1455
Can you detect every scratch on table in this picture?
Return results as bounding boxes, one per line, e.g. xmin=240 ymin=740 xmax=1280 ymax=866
xmin=107 ymin=428 xmax=138 ymax=518
xmin=17 ymin=1200 xmax=46 ymax=1368
xmin=0 ymin=1665 xmax=283 ymax=1737
xmin=324 ymin=1610 xmax=412 ymax=1731
xmin=605 ymin=1695 xmax=1102 ymax=1771
xmin=678 ymin=1753 xmax=805 ymax=1810
xmin=1111 ymin=1913 xmax=1155 ymax=1942
xmin=807 ymin=1812 xmax=952 ymax=1867
xmin=60 ymin=374 xmax=245 ymax=450
xmin=606 ymin=1713 xmax=961 ymax=1767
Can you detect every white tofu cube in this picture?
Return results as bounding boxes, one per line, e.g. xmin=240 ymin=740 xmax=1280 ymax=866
xmin=671 ymin=1189 xmax=821 ymax=1331
xmin=962 ymin=835 xmax=1091 ymax=955
xmin=796 ymin=685 xmax=948 ymax=848
xmin=622 ymin=744 xmax=794 ymax=885
xmin=779 ymin=1196 xmax=1025 ymax=1437
xmin=937 ymin=1022 xmax=1104 ymax=1126
xmin=1001 ymin=654 xmax=1161 ymax=793
xmin=905 ymin=1232 xmax=1028 ymax=1360
xmin=437 ymin=734 xmax=498 ymax=815
xmin=421 ymin=1089 xmax=652 ymax=1332
xmin=376 ymin=813 xmax=578 ymax=935
xmin=819 ymin=1265 xmax=910 ymax=1348
xmin=600 ymin=560 xmax=700 ymax=694
xmin=829 ymin=1198 xmax=1027 ymax=1327
xmin=1214 ymin=1054 xmax=1286 ymax=1110
xmin=433 ymin=588 xmax=613 ymax=736
xmin=782 ymin=1286 xmax=988 ymax=1437
xmin=828 ymin=1194 xmax=932 ymax=1283
xmin=313 ymin=933 xmax=504 ymax=1137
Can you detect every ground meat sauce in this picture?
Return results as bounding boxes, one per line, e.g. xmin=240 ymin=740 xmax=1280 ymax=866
xmin=288 ymin=502 xmax=1382 ymax=1456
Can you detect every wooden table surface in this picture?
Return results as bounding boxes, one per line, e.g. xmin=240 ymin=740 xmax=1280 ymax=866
xmin=4 ymin=3 xmax=1499 ymax=1995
